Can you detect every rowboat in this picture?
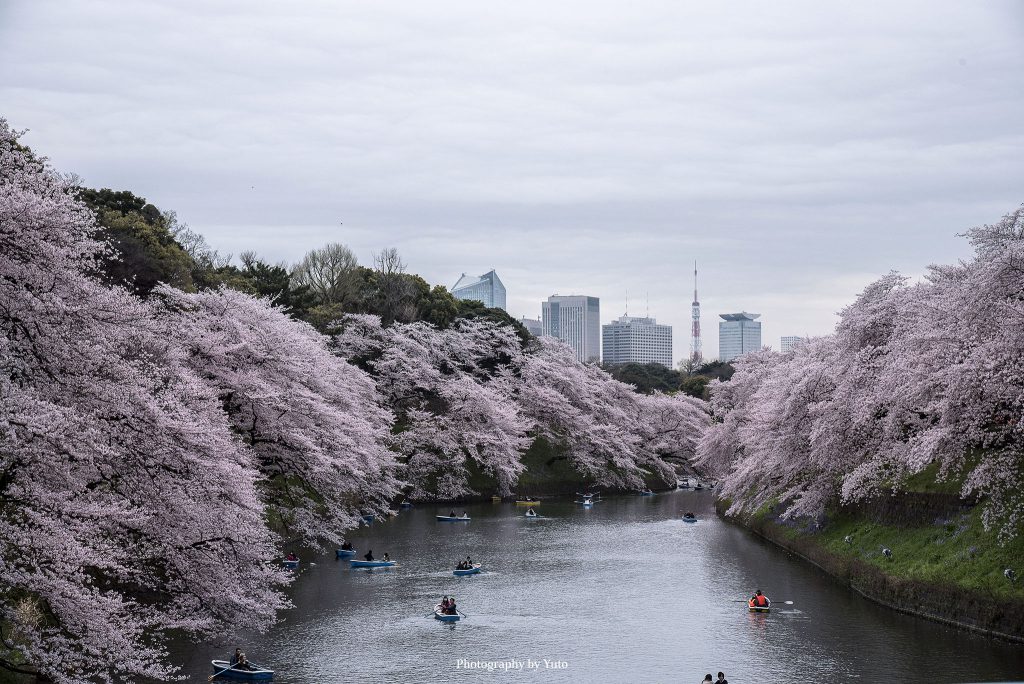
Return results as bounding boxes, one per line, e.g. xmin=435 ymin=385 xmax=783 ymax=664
xmin=491 ymin=495 xmax=502 ymax=502
xmin=349 ymin=560 xmax=397 ymax=568
xmin=210 ymin=660 xmax=274 ymax=681
xmin=748 ymin=604 xmax=771 ymax=613
xmin=436 ymin=515 xmax=471 ymax=522
xmin=453 ymin=563 xmax=482 ymax=576
xmin=282 ymin=559 xmax=299 ymax=569
xmin=515 ymin=500 xmax=540 ymax=506
xmin=434 ymin=605 xmax=460 ymax=622
xmin=399 ymin=501 xmax=413 ymax=509
xmin=335 ymin=548 xmax=356 ymax=558
xmin=682 ymin=516 xmax=697 ymax=523
xmin=639 ymin=490 xmax=654 ymax=496
xmin=575 ymin=499 xmax=594 ymax=506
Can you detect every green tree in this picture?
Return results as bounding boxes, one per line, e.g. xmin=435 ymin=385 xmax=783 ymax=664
xmin=78 ymin=188 xmax=195 ymax=293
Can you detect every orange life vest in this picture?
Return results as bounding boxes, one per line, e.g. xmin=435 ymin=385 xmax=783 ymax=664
xmin=750 ymin=594 xmax=769 ymax=607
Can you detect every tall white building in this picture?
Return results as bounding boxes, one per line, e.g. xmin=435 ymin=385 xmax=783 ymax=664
xmin=520 ymin=317 xmax=543 ymax=337
xmin=780 ymin=335 xmax=806 ymax=353
xmin=451 ymin=270 xmax=506 ymax=310
xmin=719 ymin=312 xmax=762 ymax=362
xmin=602 ymin=316 xmax=673 ymax=368
xmin=542 ymin=295 xmax=600 ymax=363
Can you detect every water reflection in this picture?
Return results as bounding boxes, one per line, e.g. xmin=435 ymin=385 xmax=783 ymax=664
xmin=171 ymin=491 xmax=1024 ymax=683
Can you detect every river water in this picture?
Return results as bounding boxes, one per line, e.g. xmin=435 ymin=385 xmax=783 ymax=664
xmin=177 ymin=491 xmax=1024 ymax=683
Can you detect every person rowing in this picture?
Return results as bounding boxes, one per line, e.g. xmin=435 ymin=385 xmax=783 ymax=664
xmin=446 ymin=596 xmax=458 ymax=615
xmin=285 ymin=552 xmax=298 ymax=562
xmin=341 ymin=540 xmax=353 ymax=551
xmin=383 ymin=553 xmax=391 ymax=562
xmin=526 ymin=507 xmax=536 ymax=517
xmin=364 ymin=549 xmax=374 ymax=562
xmin=749 ymin=589 xmax=770 ymax=608
xmin=229 ymin=648 xmax=253 ymax=672
xmin=683 ymin=511 xmax=696 ymax=519
xmin=449 ymin=509 xmax=457 ymax=517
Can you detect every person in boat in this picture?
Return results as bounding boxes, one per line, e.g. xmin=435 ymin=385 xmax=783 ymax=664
xmin=456 ymin=559 xmax=466 ymax=570
xmin=702 ymin=675 xmax=713 ymax=683
xmin=461 ymin=511 xmax=468 ymax=518
xmin=527 ymin=507 xmax=536 ymax=516
xmin=364 ymin=549 xmax=374 ymax=562
xmin=441 ymin=596 xmax=450 ymax=611
xmin=446 ymin=597 xmax=457 ymax=615
xmin=684 ymin=511 xmax=695 ymax=519
xmin=383 ymin=553 xmax=391 ymax=562
xmin=749 ymin=589 xmax=770 ymax=608
xmin=285 ymin=552 xmax=298 ymax=562
xmin=464 ymin=555 xmax=473 ymax=568
xmin=716 ymin=672 xmax=728 ymax=684
xmin=229 ymin=649 xmax=253 ymax=672
xmin=341 ymin=540 xmax=353 ymax=551
xmin=449 ymin=509 xmax=457 ymax=517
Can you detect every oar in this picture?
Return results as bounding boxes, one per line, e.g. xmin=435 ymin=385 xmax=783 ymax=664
xmin=731 ymin=599 xmax=795 ymax=604
xmin=209 ymin=661 xmax=240 ymax=681
xmin=457 ymin=609 xmax=469 ymax=618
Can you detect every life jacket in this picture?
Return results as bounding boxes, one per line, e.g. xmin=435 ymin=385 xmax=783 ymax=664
xmin=750 ymin=594 xmax=769 ymax=607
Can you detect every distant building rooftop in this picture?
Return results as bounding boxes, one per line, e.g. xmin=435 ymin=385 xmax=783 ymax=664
xmin=719 ymin=312 xmax=761 ymax=322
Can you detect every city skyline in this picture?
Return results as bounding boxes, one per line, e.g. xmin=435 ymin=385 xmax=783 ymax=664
xmin=2 ymin=2 xmax=1019 ymax=366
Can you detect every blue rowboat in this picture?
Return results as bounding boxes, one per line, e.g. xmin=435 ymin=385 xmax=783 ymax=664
xmin=436 ymin=515 xmax=471 ymax=522
xmin=434 ymin=605 xmax=460 ymax=622
xmin=282 ymin=559 xmax=299 ymax=570
xmin=453 ymin=564 xmax=482 ymax=576
xmin=350 ymin=559 xmax=396 ymax=568
xmin=682 ymin=516 xmax=697 ymax=523
xmin=335 ymin=548 xmax=356 ymax=558
xmin=210 ymin=660 xmax=274 ymax=681
xmin=400 ymin=501 xmax=413 ymax=509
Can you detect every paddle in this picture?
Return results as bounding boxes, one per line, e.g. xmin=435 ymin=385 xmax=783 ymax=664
xmin=209 ymin=660 xmax=244 ymax=681
xmin=457 ymin=609 xmax=469 ymax=618
xmin=731 ymin=599 xmax=794 ymax=605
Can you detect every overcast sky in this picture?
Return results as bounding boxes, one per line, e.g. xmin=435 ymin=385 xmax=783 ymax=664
xmin=2 ymin=1 xmax=1022 ymax=363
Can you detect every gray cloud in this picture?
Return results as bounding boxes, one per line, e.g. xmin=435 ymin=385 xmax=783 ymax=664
xmin=2 ymin=0 xmax=1022 ymax=360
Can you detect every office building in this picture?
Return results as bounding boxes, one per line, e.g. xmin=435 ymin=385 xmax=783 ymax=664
xmin=451 ymin=270 xmax=506 ymax=310
xmin=781 ymin=336 xmax=806 ymax=353
xmin=542 ymin=295 xmax=600 ymax=363
xmin=520 ymin=317 xmax=543 ymax=337
xmin=719 ymin=312 xmax=762 ymax=362
xmin=602 ymin=316 xmax=673 ymax=368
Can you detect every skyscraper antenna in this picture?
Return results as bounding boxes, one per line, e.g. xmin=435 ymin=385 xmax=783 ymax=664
xmin=625 ymin=289 xmax=628 ymax=317
xmin=691 ymin=261 xmax=702 ymax=362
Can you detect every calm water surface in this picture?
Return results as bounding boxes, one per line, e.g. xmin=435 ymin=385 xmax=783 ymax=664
xmin=176 ymin=491 xmax=1024 ymax=683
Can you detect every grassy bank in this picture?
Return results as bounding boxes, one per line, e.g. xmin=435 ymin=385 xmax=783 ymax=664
xmin=720 ymin=490 xmax=1024 ymax=641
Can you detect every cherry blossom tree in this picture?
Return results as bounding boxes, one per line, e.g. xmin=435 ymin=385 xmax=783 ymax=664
xmin=335 ymin=314 xmax=530 ymax=499
xmin=157 ymin=287 xmax=402 ymax=542
xmin=0 ymin=120 xmax=286 ymax=683
xmin=698 ymin=206 xmax=1024 ymax=540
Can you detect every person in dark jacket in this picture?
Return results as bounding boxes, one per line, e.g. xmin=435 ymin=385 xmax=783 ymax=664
xmin=716 ymin=673 xmax=728 ymax=684
xmin=364 ymin=549 xmax=374 ymax=562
